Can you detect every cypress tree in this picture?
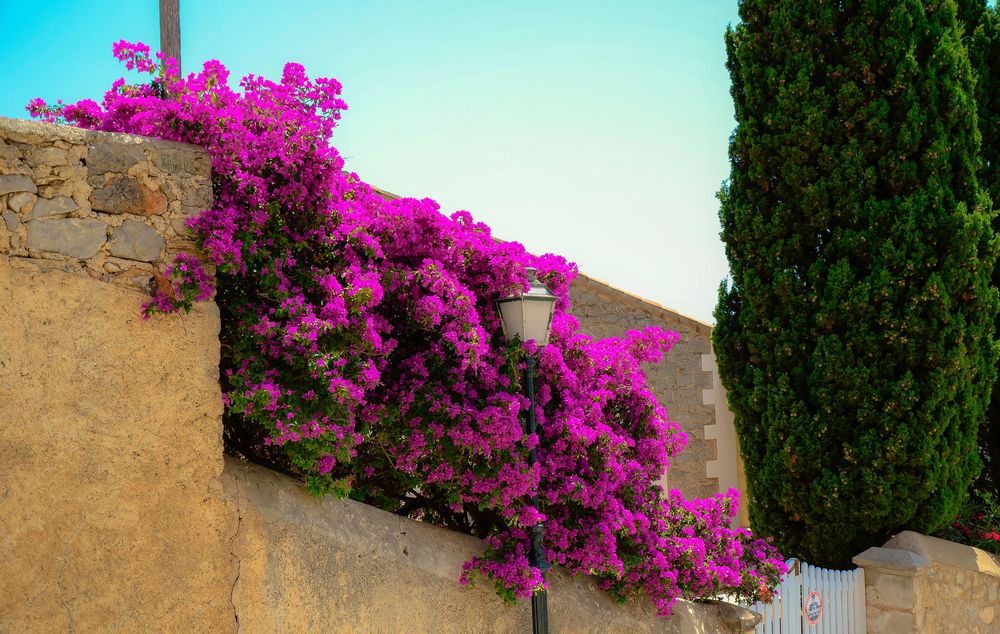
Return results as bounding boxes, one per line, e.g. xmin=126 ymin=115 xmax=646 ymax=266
xmin=960 ymin=0 xmax=1000 ymax=492
xmin=959 ymin=2 xmax=1000 ymax=204
xmin=715 ymin=0 xmax=998 ymax=566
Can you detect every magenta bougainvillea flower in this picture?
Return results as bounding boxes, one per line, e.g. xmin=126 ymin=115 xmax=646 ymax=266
xmin=28 ymin=41 xmax=786 ymax=614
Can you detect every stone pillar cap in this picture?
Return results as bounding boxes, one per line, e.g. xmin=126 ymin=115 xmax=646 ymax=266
xmin=852 ymin=546 xmax=929 ymax=576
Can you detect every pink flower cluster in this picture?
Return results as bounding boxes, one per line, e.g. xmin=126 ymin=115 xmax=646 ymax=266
xmin=142 ymin=253 xmax=214 ymax=317
xmin=28 ymin=41 xmax=786 ymax=614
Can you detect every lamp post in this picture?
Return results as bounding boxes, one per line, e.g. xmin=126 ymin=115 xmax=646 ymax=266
xmin=496 ymin=267 xmax=557 ymax=634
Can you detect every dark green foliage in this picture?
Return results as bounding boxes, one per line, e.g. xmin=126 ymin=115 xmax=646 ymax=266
xmin=960 ymin=1 xmax=1000 ymax=493
xmin=715 ymin=0 xmax=998 ymax=566
xmin=960 ymin=2 xmax=1000 ymax=205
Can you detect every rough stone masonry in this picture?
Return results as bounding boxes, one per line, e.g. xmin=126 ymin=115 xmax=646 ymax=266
xmin=0 ymin=116 xmax=212 ymax=290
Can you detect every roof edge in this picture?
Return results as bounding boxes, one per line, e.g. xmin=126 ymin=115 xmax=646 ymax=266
xmin=571 ymin=273 xmax=713 ymax=331
xmin=368 ymin=184 xmax=712 ymax=330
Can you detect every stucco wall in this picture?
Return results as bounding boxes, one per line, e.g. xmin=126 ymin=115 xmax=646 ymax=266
xmin=225 ymin=458 xmax=748 ymax=633
xmin=569 ymin=274 xmax=719 ymax=500
xmin=0 ymin=261 xmax=747 ymax=634
xmin=853 ymin=531 xmax=1000 ymax=633
xmin=0 ymin=258 xmax=235 ymax=632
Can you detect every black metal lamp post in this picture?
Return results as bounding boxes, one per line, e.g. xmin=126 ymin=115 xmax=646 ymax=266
xmin=496 ymin=267 xmax=557 ymax=634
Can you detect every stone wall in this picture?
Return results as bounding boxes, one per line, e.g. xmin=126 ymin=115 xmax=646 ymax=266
xmin=569 ymin=274 xmax=720 ymax=500
xmin=852 ymin=531 xmax=1000 ymax=633
xmin=0 ymin=117 xmax=234 ymax=631
xmin=1 ymin=119 xmax=755 ymax=633
xmin=0 ymin=116 xmax=212 ymax=290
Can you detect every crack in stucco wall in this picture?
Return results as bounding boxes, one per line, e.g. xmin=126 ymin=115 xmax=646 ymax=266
xmin=227 ymin=472 xmax=245 ymax=634
xmin=56 ymin=557 xmax=74 ymax=633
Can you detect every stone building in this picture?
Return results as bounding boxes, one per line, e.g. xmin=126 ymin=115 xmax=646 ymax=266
xmin=568 ymin=273 xmax=747 ymax=526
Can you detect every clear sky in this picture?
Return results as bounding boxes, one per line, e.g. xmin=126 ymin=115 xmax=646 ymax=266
xmin=0 ymin=0 xmax=741 ymax=324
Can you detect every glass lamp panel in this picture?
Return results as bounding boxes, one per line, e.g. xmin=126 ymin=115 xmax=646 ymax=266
xmin=497 ymin=297 xmax=526 ymax=342
xmin=522 ymin=297 xmax=556 ymax=347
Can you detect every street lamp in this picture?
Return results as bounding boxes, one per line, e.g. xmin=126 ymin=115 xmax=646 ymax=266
xmin=496 ymin=267 xmax=557 ymax=634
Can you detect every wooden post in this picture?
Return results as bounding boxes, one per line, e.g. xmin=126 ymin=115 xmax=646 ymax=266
xmin=159 ymin=0 xmax=181 ymax=73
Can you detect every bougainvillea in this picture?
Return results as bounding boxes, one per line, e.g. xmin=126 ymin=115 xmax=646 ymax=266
xmin=29 ymin=40 xmax=786 ymax=614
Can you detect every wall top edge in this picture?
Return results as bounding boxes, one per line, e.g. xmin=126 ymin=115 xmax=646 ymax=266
xmin=0 ymin=116 xmax=209 ymax=157
xmin=883 ymin=530 xmax=1000 ymax=577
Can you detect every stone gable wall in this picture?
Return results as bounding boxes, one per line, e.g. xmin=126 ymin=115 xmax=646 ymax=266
xmin=569 ymin=275 xmax=719 ymax=500
xmin=372 ymin=186 xmax=736 ymax=505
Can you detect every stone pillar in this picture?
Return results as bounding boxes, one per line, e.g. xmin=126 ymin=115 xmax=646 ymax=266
xmin=852 ymin=546 xmax=928 ymax=633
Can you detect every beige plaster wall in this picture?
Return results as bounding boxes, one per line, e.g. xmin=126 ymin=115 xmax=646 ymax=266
xmin=569 ymin=274 xmax=719 ymax=500
xmin=0 ymin=258 xmax=236 ymax=631
xmin=853 ymin=531 xmax=1000 ymax=633
xmin=225 ymin=458 xmax=749 ymax=634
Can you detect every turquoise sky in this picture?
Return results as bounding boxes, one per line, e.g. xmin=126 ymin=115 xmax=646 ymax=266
xmin=0 ymin=0 xmax=741 ymax=323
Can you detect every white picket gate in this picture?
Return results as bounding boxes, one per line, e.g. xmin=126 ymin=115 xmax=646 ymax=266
xmin=737 ymin=559 xmax=866 ymax=633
